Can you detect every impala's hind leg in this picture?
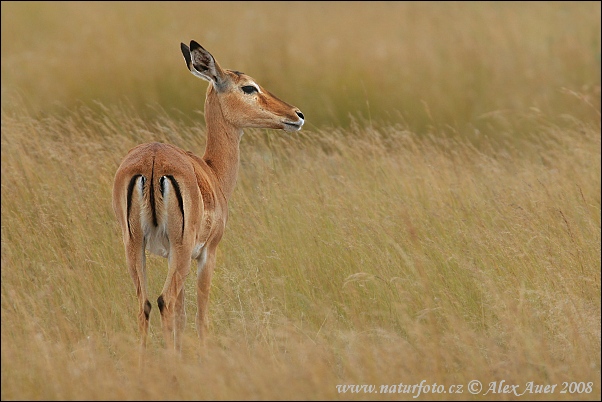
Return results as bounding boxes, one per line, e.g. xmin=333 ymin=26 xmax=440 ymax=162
xmin=123 ymin=178 xmax=151 ymax=351
xmin=158 ymin=244 xmax=192 ymax=353
xmin=174 ymin=280 xmax=186 ymax=352
xmin=125 ymin=239 xmax=151 ymax=349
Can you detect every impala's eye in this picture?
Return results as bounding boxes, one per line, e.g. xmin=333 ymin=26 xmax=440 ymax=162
xmin=241 ymin=85 xmax=258 ymax=94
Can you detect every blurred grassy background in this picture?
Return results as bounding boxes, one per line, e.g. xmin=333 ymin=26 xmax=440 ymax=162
xmin=2 ymin=1 xmax=600 ymax=133
xmin=1 ymin=1 xmax=601 ymax=400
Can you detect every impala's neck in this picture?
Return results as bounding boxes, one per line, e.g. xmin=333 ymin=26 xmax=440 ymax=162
xmin=202 ymin=87 xmax=242 ymax=200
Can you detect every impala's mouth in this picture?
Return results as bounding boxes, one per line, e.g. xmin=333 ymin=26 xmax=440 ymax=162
xmin=283 ymin=120 xmax=304 ymax=132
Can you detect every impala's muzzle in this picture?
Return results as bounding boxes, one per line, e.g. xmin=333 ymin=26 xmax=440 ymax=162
xmin=283 ymin=110 xmax=305 ymax=132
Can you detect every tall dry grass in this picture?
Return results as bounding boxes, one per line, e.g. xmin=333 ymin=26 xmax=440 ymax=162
xmin=2 ymin=102 xmax=600 ymax=399
xmin=1 ymin=1 xmax=601 ymax=400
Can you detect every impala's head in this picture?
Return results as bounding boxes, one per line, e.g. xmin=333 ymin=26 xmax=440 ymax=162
xmin=180 ymin=40 xmax=304 ymax=132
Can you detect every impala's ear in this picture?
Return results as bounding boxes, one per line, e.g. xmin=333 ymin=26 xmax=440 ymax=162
xmin=180 ymin=40 xmax=228 ymax=91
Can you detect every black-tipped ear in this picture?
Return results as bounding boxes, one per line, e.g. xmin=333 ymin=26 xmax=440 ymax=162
xmin=180 ymin=43 xmax=191 ymax=71
xmin=183 ymin=39 xmax=228 ymax=89
xmin=190 ymin=40 xmax=202 ymax=52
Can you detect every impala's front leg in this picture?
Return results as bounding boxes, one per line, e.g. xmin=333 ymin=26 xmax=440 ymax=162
xmin=196 ymin=246 xmax=217 ymax=347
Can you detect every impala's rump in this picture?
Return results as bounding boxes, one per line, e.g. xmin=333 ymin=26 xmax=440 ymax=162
xmin=114 ymin=143 xmax=194 ymax=256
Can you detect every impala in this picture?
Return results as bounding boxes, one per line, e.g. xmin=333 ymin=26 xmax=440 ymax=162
xmin=112 ymin=40 xmax=304 ymax=352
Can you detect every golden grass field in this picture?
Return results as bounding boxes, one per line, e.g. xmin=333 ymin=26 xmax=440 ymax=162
xmin=2 ymin=1 xmax=601 ymax=400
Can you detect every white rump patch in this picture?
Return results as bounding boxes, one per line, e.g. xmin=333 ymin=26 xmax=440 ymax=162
xmin=140 ymin=176 xmax=169 ymax=258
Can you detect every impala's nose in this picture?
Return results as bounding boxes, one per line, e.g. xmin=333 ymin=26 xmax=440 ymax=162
xmin=296 ymin=111 xmax=305 ymax=120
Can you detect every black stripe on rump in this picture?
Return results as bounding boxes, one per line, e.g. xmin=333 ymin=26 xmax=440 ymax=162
xmin=126 ymin=174 xmax=143 ymax=237
xmin=149 ymin=158 xmax=158 ymax=227
xmin=162 ymin=175 xmax=185 ymax=235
